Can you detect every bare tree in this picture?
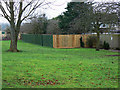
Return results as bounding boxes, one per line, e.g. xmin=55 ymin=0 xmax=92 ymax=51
xmin=92 ymin=2 xmax=119 ymax=51
xmin=20 ymin=23 xmax=33 ymax=34
xmin=30 ymin=14 xmax=48 ymax=34
xmin=0 ymin=0 xmax=54 ymax=52
xmin=46 ymin=19 xmax=61 ymax=34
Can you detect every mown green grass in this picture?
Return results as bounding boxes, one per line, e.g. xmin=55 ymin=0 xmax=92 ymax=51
xmin=2 ymin=40 xmax=119 ymax=88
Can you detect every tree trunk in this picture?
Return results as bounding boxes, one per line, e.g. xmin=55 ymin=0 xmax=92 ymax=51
xmin=96 ymin=32 xmax=100 ymax=51
xmin=8 ymin=26 xmax=19 ymax=52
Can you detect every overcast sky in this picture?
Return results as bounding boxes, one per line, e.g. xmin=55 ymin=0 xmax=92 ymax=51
xmin=0 ymin=0 xmax=119 ymax=24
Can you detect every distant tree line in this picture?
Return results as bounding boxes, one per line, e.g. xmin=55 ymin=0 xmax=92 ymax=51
xmin=20 ymin=14 xmax=61 ymax=35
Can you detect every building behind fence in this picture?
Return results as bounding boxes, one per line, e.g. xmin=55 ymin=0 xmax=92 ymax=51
xmin=100 ymin=34 xmax=120 ymax=49
xmin=21 ymin=34 xmax=120 ymax=49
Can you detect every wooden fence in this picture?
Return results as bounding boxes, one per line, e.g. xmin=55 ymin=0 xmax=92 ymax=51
xmin=53 ymin=34 xmax=93 ymax=48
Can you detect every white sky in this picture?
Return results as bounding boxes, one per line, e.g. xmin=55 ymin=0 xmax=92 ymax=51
xmin=40 ymin=0 xmax=72 ymax=19
xmin=0 ymin=0 xmax=71 ymax=23
xmin=0 ymin=0 xmax=119 ymax=24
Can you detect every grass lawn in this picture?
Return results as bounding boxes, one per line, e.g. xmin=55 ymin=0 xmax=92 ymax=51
xmin=2 ymin=40 xmax=119 ymax=88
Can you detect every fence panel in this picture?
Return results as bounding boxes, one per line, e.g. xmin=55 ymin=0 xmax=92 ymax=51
xmin=21 ymin=34 xmax=53 ymax=47
xmin=74 ymin=35 xmax=81 ymax=48
xmin=53 ymin=34 xmax=90 ymax=48
xmin=43 ymin=34 xmax=53 ymax=48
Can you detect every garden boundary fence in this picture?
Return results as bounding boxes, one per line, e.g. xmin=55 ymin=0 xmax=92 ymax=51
xmin=21 ymin=34 xmax=120 ymax=49
xmin=53 ymin=34 xmax=93 ymax=48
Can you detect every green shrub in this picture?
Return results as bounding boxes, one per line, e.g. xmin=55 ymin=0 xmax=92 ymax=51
xmin=80 ymin=37 xmax=84 ymax=47
xmin=86 ymin=36 xmax=97 ymax=48
xmin=103 ymin=41 xmax=110 ymax=50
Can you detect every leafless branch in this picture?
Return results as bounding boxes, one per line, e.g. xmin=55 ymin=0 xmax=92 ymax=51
xmin=3 ymin=0 xmax=10 ymax=13
xmin=16 ymin=0 xmax=23 ymax=28
xmin=21 ymin=0 xmax=34 ymax=12
xmin=21 ymin=1 xmax=46 ymax=21
xmin=0 ymin=1 xmax=10 ymax=22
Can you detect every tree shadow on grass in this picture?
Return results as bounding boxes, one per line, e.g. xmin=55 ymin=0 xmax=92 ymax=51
xmin=6 ymin=50 xmax=24 ymax=53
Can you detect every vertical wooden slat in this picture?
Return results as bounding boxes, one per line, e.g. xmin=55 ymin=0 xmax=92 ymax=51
xmin=72 ymin=35 xmax=75 ymax=47
xmin=57 ymin=35 xmax=59 ymax=48
xmin=79 ymin=35 xmax=81 ymax=48
xmin=59 ymin=35 xmax=62 ymax=48
xmin=55 ymin=35 xmax=57 ymax=48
